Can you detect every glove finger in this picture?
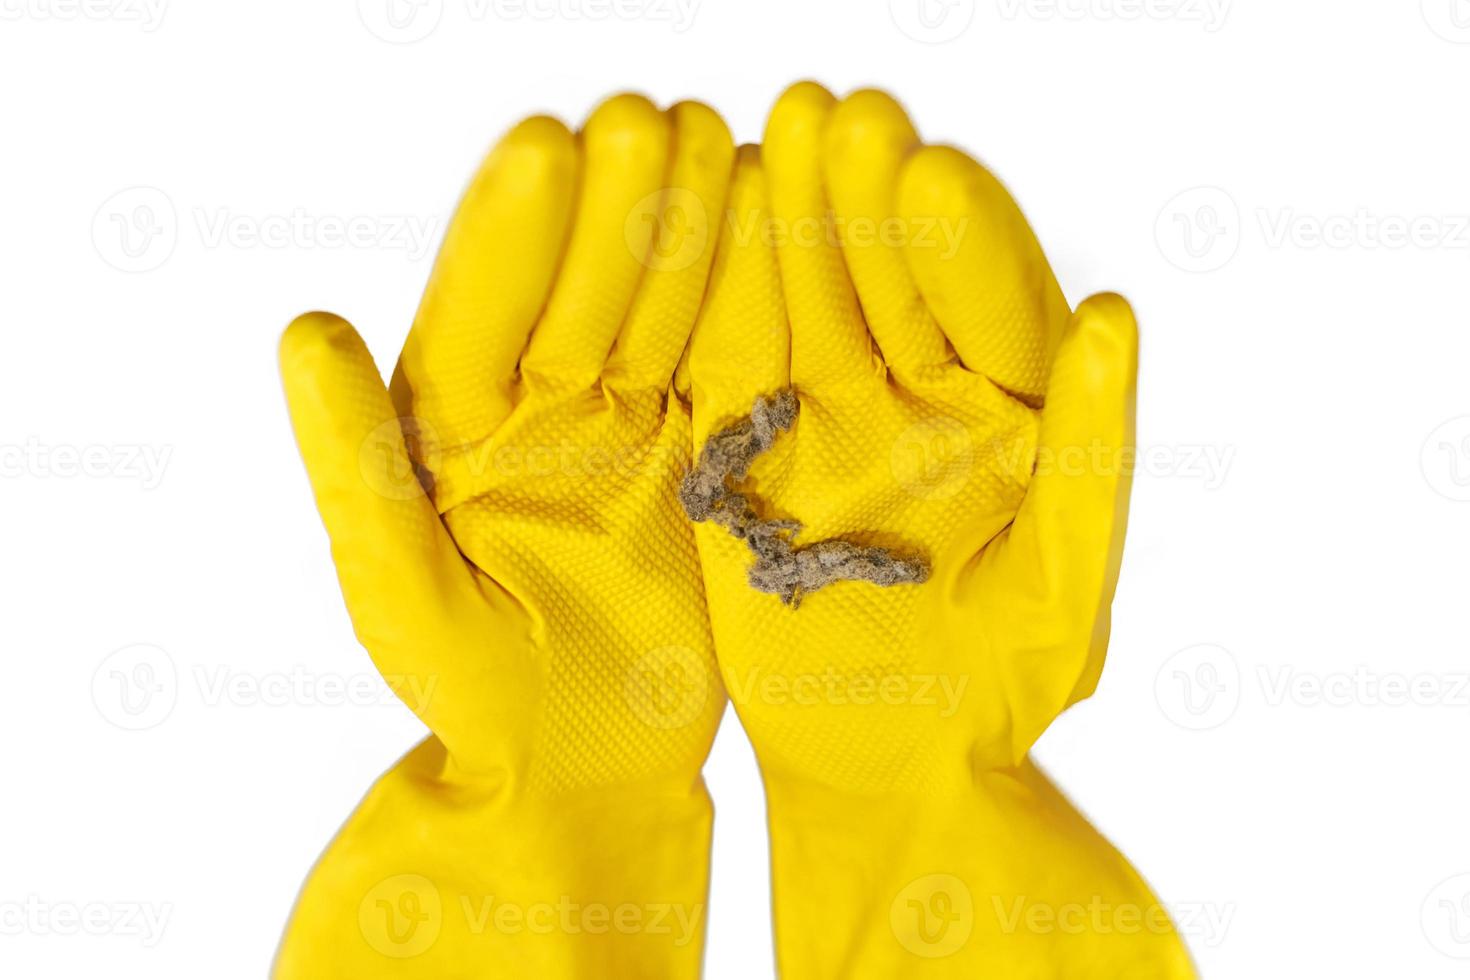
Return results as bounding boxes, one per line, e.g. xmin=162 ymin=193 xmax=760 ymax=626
xmin=822 ymin=89 xmax=951 ymax=378
xmin=282 ymin=312 xmax=508 ymax=743
xmin=975 ymin=293 xmax=1137 ymax=758
xmin=603 ymin=100 xmax=735 ymax=392
xmin=763 ymin=81 xmax=875 ymax=392
xmin=520 ymin=93 xmax=672 ymax=389
xmin=689 ymin=144 xmax=791 ymax=444
xmin=897 ymin=144 xmax=1070 ymax=401
xmin=391 ymin=115 xmax=577 ymax=448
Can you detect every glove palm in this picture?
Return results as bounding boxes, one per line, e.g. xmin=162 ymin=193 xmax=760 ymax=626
xmin=275 ymin=96 xmax=734 ymax=978
xmin=687 ymin=83 xmax=1194 ymax=978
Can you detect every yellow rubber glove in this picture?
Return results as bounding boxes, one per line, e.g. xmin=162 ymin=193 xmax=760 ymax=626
xmin=686 ymin=83 xmax=1196 ymax=977
xmin=275 ymin=95 xmax=734 ymax=978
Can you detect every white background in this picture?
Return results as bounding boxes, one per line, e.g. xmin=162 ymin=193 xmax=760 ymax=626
xmin=3 ymin=1 xmax=1470 ymax=976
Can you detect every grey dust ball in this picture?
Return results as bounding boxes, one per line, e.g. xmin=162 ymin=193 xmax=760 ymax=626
xmin=679 ymin=390 xmax=930 ymax=608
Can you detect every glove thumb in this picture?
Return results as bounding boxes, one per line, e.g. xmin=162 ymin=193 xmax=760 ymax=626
xmin=280 ymin=311 xmax=502 ymax=746
xmin=978 ymin=292 xmax=1138 ymax=762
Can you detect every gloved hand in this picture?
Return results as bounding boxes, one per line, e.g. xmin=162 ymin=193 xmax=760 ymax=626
xmin=685 ymin=83 xmax=1196 ymax=977
xmin=275 ymin=94 xmax=734 ymax=978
